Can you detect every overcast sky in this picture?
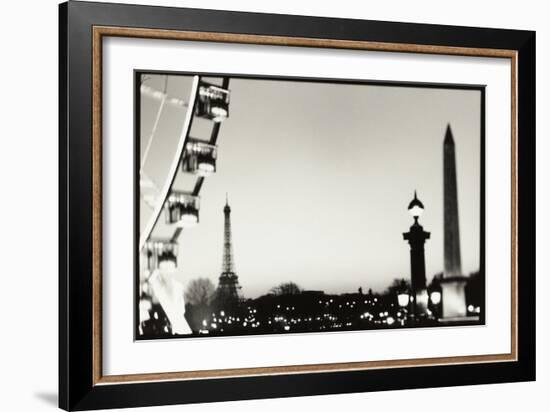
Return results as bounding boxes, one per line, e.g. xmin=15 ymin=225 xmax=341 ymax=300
xmin=140 ymin=74 xmax=481 ymax=298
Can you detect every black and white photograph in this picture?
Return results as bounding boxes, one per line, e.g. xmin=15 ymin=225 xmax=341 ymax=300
xmin=50 ymin=1 xmax=537 ymax=410
xmin=136 ymin=73 xmax=485 ymax=340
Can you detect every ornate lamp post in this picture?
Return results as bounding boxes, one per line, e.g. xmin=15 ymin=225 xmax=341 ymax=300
xmin=396 ymin=279 xmax=412 ymax=326
xmin=403 ymin=191 xmax=431 ymax=320
xmin=397 ymin=288 xmax=410 ymax=309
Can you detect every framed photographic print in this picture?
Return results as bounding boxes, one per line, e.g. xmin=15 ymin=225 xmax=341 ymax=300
xmin=59 ymin=1 xmax=536 ymax=410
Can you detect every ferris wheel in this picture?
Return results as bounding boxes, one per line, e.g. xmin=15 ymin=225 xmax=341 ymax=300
xmin=137 ymin=74 xmax=231 ymax=336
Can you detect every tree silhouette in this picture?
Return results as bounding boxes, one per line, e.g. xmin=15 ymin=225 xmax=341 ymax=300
xmin=386 ymin=278 xmax=410 ymax=295
xmin=184 ymin=278 xmax=215 ymax=306
xmin=269 ymin=282 xmax=302 ymax=296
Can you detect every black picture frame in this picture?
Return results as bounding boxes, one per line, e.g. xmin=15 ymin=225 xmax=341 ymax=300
xmin=59 ymin=1 xmax=535 ymax=410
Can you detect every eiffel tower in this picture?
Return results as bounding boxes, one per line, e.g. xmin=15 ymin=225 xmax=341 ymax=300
xmin=214 ymin=194 xmax=242 ymax=309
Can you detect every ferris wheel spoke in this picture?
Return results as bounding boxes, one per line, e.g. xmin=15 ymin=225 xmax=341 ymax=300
xmin=139 ymin=75 xmax=201 ymax=251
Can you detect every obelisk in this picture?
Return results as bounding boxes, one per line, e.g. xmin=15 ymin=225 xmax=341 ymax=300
xmin=440 ymin=124 xmax=467 ymax=318
xmin=444 ymin=125 xmax=462 ymax=277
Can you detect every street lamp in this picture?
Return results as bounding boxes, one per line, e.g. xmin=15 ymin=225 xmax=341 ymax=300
xmin=397 ymin=280 xmax=410 ymax=308
xmin=181 ymin=139 xmax=218 ymax=177
xmin=403 ymin=191 xmax=431 ymax=319
xmin=165 ymin=191 xmax=200 ymax=227
xmin=396 ymin=279 xmax=412 ymax=326
xmin=428 ymin=289 xmax=442 ymax=320
xmin=196 ymin=82 xmax=230 ymax=122
xmin=430 ymin=290 xmax=442 ymax=305
xmin=408 ymin=190 xmax=424 ymax=221
xmin=145 ymin=239 xmax=178 ymax=271
xmin=397 ymin=293 xmax=410 ymax=308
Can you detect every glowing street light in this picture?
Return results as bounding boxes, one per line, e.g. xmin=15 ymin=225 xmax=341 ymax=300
xmin=165 ymin=191 xmax=200 ymax=227
xmin=397 ymin=292 xmax=410 ymax=308
xmin=430 ymin=291 xmax=442 ymax=305
xmin=396 ymin=279 xmax=410 ymax=308
xmin=408 ymin=190 xmax=424 ymax=220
